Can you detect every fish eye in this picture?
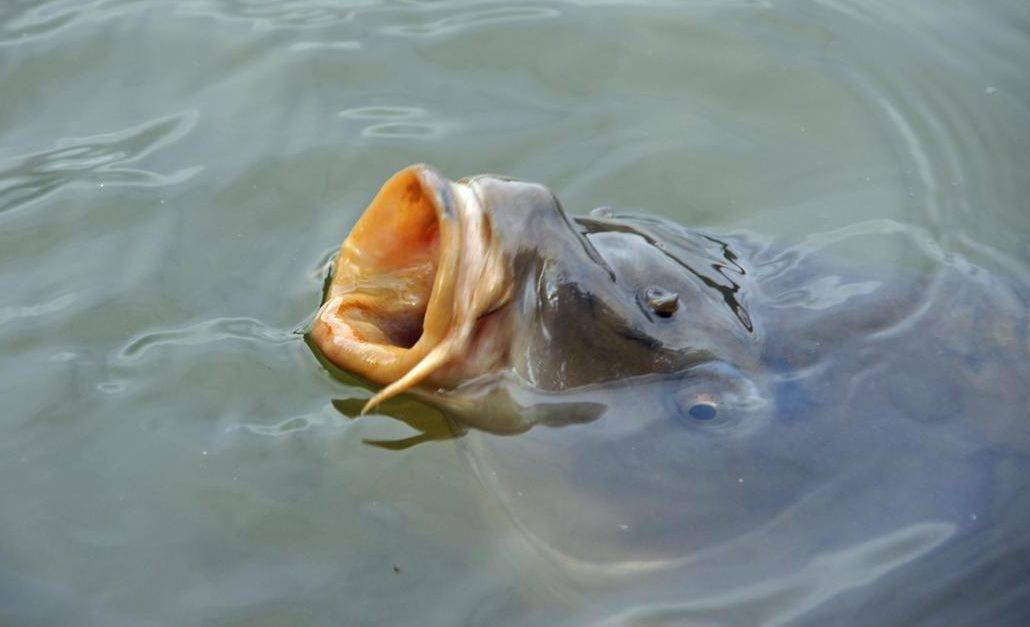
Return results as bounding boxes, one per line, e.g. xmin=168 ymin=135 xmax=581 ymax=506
xmin=671 ymin=390 xmax=723 ymax=426
xmin=687 ymin=402 xmax=717 ymax=421
xmin=666 ymin=362 xmax=769 ymax=433
xmin=644 ymin=286 xmax=679 ymax=318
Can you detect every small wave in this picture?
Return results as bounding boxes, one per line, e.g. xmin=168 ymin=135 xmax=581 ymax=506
xmin=338 ymin=105 xmax=452 ymax=140
xmin=768 ymin=275 xmax=882 ymax=310
xmin=362 ymin=122 xmax=448 ymax=139
xmin=382 ymin=6 xmax=559 ymax=38
xmin=0 ymin=0 xmax=143 ymax=44
xmin=117 ymin=317 xmax=296 ymax=362
xmin=96 ymin=380 xmax=127 ymax=394
xmin=178 ymin=0 xmax=367 ymax=29
xmin=0 ymin=111 xmax=201 ymax=217
xmin=338 ymin=106 xmax=424 ymax=120
xmin=585 ymin=523 xmax=954 ymax=626
xmin=240 ymin=412 xmax=327 ymax=437
xmin=0 ymin=294 xmax=75 ymax=326
xmin=754 ymin=219 xmax=939 ymax=283
xmin=288 ymin=40 xmax=362 ymax=51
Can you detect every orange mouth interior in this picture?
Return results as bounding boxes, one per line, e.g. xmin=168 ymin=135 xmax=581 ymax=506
xmin=312 ymin=166 xmax=458 ymax=390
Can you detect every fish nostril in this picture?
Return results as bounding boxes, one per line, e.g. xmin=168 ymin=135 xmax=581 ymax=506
xmin=644 ymin=286 xmax=679 ymax=318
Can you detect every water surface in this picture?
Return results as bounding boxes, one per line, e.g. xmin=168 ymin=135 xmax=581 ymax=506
xmin=1 ymin=1 xmax=1028 ymax=624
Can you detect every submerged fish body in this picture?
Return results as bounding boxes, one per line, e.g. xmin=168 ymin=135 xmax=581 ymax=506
xmin=312 ymin=165 xmax=1030 ymax=623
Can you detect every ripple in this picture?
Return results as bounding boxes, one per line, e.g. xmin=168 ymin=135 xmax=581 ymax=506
xmin=178 ymin=0 xmax=366 ymax=29
xmin=587 ymin=523 xmax=954 ymax=626
xmin=381 ymin=6 xmax=560 ymax=38
xmin=768 ymin=275 xmax=882 ymax=310
xmin=241 ymin=412 xmax=326 ymax=437
xmin=755 ymin=219 xmax=925 ymax=282
xmin=96 ymin=380 xmax=127 ymax=394
xmin=811 ymin=0 xmax=1030 ymax=257
xmin=288 ymin=40 xmax=362 ymax=51
xmin=338 ymin=106 xmax=424 ymax=121
xmin=180 ymin=1 xmax=564 ymax=36
xmin=0 ymin=0 xmax=143 ymax=44
xmin=117 ymin=317 xmax=296 ymax=362
xmin=338 ymin=105 xmax=452 ymax=140
xmin=362 ymin=122 xmax=447 ymax=139
xmin=0 ymin=111 xmax=201 ymax=217
xmin=0 ymin=294 xmax=74 ymax=326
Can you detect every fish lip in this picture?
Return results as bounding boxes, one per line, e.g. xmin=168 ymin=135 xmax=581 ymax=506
xmin=418 ymin=165 xmax=458 ymax=220
xmin=311 ymin=165 xmax=462 ymax=397
xmin=311 ymin=164 xmax=508 ymax=411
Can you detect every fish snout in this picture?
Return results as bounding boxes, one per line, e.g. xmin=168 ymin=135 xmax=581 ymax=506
xmin=312 ymin=165 xmax=512 ymax=411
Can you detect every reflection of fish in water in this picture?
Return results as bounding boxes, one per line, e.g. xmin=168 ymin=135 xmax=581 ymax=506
xmin=310 ymin=165 xmax=1030 ymax=624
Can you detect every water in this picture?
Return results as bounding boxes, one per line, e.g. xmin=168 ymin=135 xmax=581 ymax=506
xmin=1 ymin=1 xmax=1028 ymax=624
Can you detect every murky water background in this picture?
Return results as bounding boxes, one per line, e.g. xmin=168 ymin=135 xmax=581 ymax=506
xmin=1 ymin=1 xmax=1028 ymax=625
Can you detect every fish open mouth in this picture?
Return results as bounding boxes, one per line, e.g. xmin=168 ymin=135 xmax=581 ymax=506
xmin=312 ymin=165 xmax=510 ymax=411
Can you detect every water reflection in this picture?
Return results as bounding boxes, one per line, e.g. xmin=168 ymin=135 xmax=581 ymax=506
xmin=332 ymin=397 xmax=460 ymax=450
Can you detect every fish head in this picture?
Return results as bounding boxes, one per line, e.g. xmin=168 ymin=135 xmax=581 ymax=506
xmin=311 ymin=165 xmax=760 ymax=425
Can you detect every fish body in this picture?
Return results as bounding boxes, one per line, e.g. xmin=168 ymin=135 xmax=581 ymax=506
xmin=311 ymin=165 xmax=1030 ymax=624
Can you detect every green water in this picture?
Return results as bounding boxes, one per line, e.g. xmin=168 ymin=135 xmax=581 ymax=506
xmin=1 ymin=1 xmax=1028 ymax=624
